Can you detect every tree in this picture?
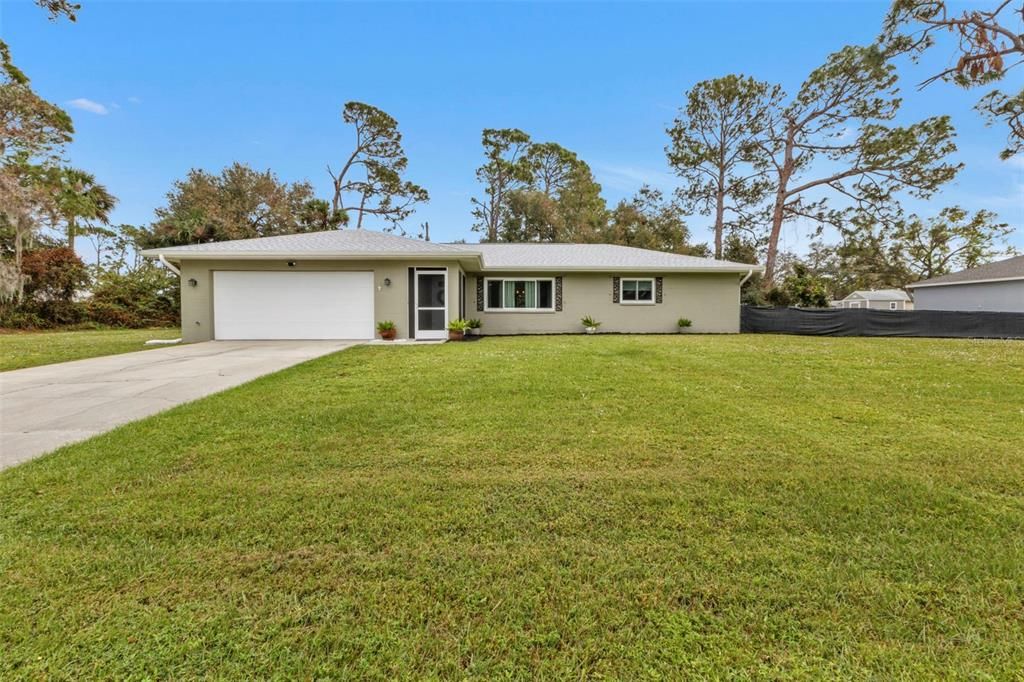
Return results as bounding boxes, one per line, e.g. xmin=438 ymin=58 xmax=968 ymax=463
xmin=666 ymin=75 xmax=782 ymax=258
xmin=35 ymin=0 xmax=79 ymax=21
xmin=0 ymin=41 xmax=74 ymax=303
xmin=328 ymin=102 xmax=428 ymax=230
xmin=605 ymin=186 xmax=709 ymax=256
xmin=526 ymin=142 xmax=580 ymax=198
xmin=755 ymin=44 xmax=960 ymax=286
xmin=140 ymin=163 xmax=343 ymax=248
xmin=470 ymin=128 xmax=533 ymax=241
xmin=881 ymin=0 xmax=1024 ymax=159
xmin=891 ymin=206 xmax=1013 ymax=279
xmin=50 ymin=167 xmax=117 ymax=250
xmin=555 ymin=162 xmax=608 ymax=243
xmin=779 ymin=262 xmax=830 ymax=307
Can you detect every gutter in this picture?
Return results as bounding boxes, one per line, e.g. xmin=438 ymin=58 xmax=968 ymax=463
xmin=158 ymin=254 xmax=181 ymax=276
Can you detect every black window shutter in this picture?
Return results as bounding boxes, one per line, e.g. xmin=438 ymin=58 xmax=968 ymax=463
xmin=476 ymin=277 xmax=484 ymax=312
xmin=555 ymin=276 xmax=563 ymax=311
xmin=656 ymin=277 xmax=663 ymax=304
xmin=408 ymin=268 xmax=415 ymax=335
xmin=612 ymin=277 xmax=620 ymax=303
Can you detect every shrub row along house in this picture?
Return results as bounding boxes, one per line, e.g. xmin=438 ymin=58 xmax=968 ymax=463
xmin=142 ymin=230 xmax=761 ymax=341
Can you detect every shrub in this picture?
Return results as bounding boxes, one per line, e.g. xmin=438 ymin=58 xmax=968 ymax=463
xmin=447 ymin=318 xmax=469 ymax=332
xmin=581 ymin=315 xmax=601 ymax=328
xmin=0 ymin=248 xmax=88 ymax=328
xmin=87 ymin=264 xmax=180 ymax=328
xmin=677 ymin=317 xmax=692 ymax=329
xmin=376 ymin=320 xmax=396 ymax=332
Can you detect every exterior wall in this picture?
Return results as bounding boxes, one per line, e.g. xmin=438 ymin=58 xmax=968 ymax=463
xmin=912 ymin=280 xmax=1024 ymax=313
xmin=838 ymin=298 xmax=911 ymax=310
xmin=177 ymin=259 xmax=462 ymax=342
xmin=463 ymin=272 xmax=742 ymax=334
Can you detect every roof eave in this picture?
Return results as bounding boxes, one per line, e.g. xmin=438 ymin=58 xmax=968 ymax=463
xmin=906 ymin=275 xmax=1024 ymax=289
xmin=471 ymin=265 xmax=763 ymax=274
xmin=143 ymin=250 xmax=482 ymax=262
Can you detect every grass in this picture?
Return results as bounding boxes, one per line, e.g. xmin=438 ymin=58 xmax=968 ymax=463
xmin=1 ymin=335 xmax=1022 ymax=678
xmin=0 ymin=327 xmax=181 ymax=371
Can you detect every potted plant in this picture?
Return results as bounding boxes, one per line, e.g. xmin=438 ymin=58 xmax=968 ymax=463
xmin=447 ymin=318 xmax=469 ymax=341
xmin=376 ymin=320 xmax=397 ymax=340
xmin=466 ymin=318 xmax=482 ymax=336
xmin=581 ymin=315 xmax=601 ymax=334
xmin=676 ymin=317 xmax=692 ymax=333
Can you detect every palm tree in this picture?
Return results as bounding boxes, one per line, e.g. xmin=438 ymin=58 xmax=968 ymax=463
xmin=53 ymin=168 xmax=117 ymax=251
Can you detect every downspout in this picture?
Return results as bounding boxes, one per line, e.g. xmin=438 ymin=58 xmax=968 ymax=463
xmin=739 ymin=269 xmax=754 ymax=287
xmin=158 ymin=254 xmax=181 ymax=276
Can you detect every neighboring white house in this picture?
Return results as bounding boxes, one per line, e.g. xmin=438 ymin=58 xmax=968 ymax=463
xmin=830 ymin=289 xmax=913 ymax=311
xmin=906 ymin=255 xmax=1024 ymax=313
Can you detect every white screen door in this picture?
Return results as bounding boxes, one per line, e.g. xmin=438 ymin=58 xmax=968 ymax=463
xmin=415 ymin=269 xmax=447 ymax=339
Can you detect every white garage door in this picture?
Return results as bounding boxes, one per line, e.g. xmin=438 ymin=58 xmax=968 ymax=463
xmin=213 ymin=271 xmax=374 ymax=340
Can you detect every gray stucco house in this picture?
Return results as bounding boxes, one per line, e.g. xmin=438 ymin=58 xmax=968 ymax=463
xmin=907 ymin=255 xmax=1024 ymax=313
xmin=831 ymin=289 xmax=913 ymax=310
xmin=142 ymin=229 xmax=762 ymax=342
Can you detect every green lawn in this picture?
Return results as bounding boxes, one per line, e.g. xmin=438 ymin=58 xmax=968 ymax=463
xmin=0 ymin=327 xmax=181 ymax=371
xmin=2 ymin=336 xmax=1022 ymax=678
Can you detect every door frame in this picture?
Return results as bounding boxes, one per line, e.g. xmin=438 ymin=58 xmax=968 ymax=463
xmin=413 ymin=267 xmax=448 ymax=340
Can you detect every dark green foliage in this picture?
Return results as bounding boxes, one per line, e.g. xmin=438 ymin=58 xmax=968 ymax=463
xmin=87 ymin=264 xmax=180 ymax=328
xmin=779 ymin=263 xmax=830 ymax=307
xmin=138 ymin=163 xmax=342 ymax=248
xmin=607 ymin=186 xmax=710 ymax=256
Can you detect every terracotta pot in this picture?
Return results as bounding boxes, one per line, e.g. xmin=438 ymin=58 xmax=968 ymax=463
xmin=448 ymin=330 xmax=465 ymax=341
xmin=379 ymin=328 xmax=396 ymax=340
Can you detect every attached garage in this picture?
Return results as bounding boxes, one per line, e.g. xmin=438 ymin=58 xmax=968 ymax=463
xmin=212 ymin=271 xmax=374 ymax=340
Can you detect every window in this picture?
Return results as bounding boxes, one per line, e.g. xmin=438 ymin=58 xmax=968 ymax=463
xmin=620 ymin=278 xmax=654 ymax=304
xmin=484 ymin=278 xmax=555 ymax=311
xmin=889 ymin=301 xmax=898 ymax=310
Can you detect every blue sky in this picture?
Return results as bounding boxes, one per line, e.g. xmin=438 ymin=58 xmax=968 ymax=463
xmin=5 ymin=0 xmax=1023 ymax=257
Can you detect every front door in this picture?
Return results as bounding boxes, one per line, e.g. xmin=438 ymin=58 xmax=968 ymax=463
xmin=415 ymin=269 xmax=447 ymax=340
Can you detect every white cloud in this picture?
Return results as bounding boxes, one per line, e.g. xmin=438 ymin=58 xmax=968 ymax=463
xmin=127 ymin=96 xmax=142 ymax=104
xmin=67 ymin=98 xmax=109 ymax=115
xmin=592 ymin=162 xmax=677 ymax=193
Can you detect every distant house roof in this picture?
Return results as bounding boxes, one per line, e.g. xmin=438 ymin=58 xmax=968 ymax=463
xmin=906 ymin=255 xmax=1024 ymax=289
xmin=844 ymin=289 xmax=912 ymax=302
xmin=142 ymin=230 xmax=762 ymax=274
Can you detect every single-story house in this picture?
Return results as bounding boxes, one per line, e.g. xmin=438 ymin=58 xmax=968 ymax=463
xmin=830 ymin=289 xmax=913 ymax=311
xmin=142 ymin=229 xmax=762 ymax=342
xmin=906 ymin=255 xmax=1024 ymax=313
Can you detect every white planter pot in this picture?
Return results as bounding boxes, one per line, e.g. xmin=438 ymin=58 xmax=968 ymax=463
xmin=584 ymin=327 xmax=598 ymax=334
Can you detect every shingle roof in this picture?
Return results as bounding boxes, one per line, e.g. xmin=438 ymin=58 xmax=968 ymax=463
xmin=845 ymin=289 xmax=912 ymax=302
xmin=142 ymin=229 xmax=762 ymax=273
xmin=446 ymin=242 xmax=758 ymax=272
xmin=906 ymin=255 xmax=1024 ymax=288
xmin=140 ymin=229 xmax=471 ymax=257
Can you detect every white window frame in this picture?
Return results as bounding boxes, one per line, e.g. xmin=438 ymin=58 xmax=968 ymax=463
xmin=619 ymin=277 xmax=656 ymax=305
xmin=847 ymin=301 xmax=861 ymax=309
xmin=483 ymin=277 xmax=556 ymax=313
xmin=889 ymin=301 xmax=898 ymax=310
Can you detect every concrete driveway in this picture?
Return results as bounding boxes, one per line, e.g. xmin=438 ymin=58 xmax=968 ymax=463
xmin=0 ymin=340 xmax=358 ymax=470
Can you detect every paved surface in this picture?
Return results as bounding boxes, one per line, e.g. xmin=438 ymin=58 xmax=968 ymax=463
xmin=0 ymin=340 xmax=358 ymax=470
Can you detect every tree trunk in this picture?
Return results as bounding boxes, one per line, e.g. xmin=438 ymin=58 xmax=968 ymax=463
xmin=67 ymin=218 xmax=76 ymax=251
xmin=762 ymin=126 xmax=796 ymax=287
xmin=713 ymin=185 xmax=725 ymax=260
xmin=356 ymin=191 xmax=368 ymax=229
